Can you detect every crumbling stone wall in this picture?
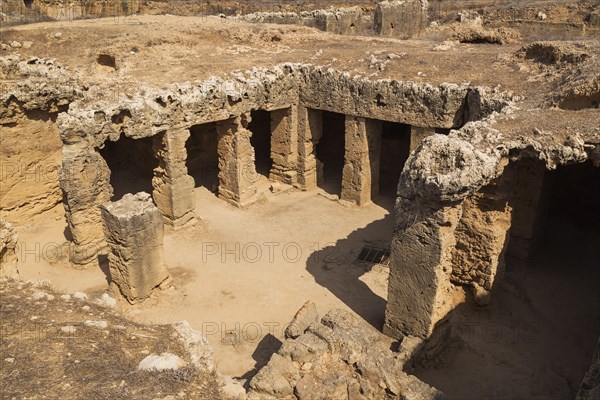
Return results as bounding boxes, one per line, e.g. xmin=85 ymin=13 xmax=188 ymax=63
xmin=241 ymin=7 xmax=370 ymax=35
xmin=242 ymin=1 xmax=429 ymax=39
xmin=0 ymin=56 xmax=80 ymax=223
xmin=449 ymin=174 xmax=513 ymax=291
xmin=1 ymin=0 xmax=142 ymax=24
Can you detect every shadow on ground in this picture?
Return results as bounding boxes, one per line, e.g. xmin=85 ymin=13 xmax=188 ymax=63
xmin=306 ymin=197 xmax=395 ymax=330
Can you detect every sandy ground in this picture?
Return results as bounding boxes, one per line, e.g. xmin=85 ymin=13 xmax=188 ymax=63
xmin=17 ymin=185 xmax=600 ymax=396
xmin=15 ymin=187 xmax=394 ymax=378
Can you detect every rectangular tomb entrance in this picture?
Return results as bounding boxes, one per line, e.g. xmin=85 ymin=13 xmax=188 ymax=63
xmin=248 ymin=109 xmax=273 ymax=181
xmin=378 ymin=122 xmax=411 ymax=197
xmin=98 ymin=135 xmax=159 ymax=201
xmin=185 ymin=122 xmax=219 ymax=194
xmin=316 ymin=111 xmax=346 ymax=197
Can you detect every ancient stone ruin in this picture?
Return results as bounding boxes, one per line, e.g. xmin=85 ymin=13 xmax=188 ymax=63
xmin=100 ymin=192 xmax=170 ymax=303
xmin=1 ymin=1 xmax=599 ymax=399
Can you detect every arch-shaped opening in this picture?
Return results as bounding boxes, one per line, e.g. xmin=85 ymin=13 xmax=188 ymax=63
xmin=413 ymin=159 xmax=600 ymax=399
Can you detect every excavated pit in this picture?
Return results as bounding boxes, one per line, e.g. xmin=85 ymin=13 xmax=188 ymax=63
xmin=2 ymin=7 xmax=600 ymax=399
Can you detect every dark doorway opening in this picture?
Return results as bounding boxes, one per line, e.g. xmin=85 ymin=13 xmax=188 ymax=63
xmin=546 ymin=160 xmax=600 ymax=226
xmin=248 ymin=110 xmax=273 ymax=178
xmin=414 ymin=160 xmax=600 ymax=399
xmin=378 ymin=122 xmax=411 ymax=197
xmin=185 ymin=123 xmax=219 ymax=193
xmin=503 ymin=159 xmax=600 ymax=398
xmin=317 ymin=111 xmax=346 ymax=196
xmin=99 ymin=135 xmax=158 ymax=201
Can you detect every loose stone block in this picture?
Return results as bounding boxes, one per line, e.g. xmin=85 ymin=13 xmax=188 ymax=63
xmin=100 ymin=192 xmax=169 ymax=303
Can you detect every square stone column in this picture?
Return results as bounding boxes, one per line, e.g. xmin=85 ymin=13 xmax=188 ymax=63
xmin=270 ymin=107 xmax=299 ymax=185
xmin=60 ymin=144 xmax=112 ymax=266
xmin=216 ymin=115 xmax=259 ymax=207
xmin=296 ymin=106 xmax=323 ymax=190
xmin=384 ymin=201 xmax=461 ymax=339
xmin=100 ymin=192 xmax=169 ymax=304
xmin=152 ymin=129 xmax=195 ymax=228
xmin=341 ymin=116 xmax=382 ymax=206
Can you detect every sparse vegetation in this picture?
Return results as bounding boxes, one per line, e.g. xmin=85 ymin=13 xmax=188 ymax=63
xmin=0 ymin=279 xmax=222 ymax=399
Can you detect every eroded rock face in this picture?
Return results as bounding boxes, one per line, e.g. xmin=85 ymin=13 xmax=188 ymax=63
xmin=385 ymin=106 xmax=600 ymax=339
xmin=0 ymin=218 xmax=19 ymax=278
xmin=242 ymin=7 xmax=368 ymax=35
xmin=0 ymin=56 xmax=81 ymax=222
xmin=451 ymin=25 xmax=521 ymax=44
xmin=249 ymin=308 xmax=444 ymax=400
xmin=100 ymin=192 xmax=169 ymax=303
xmin=374 ymin=0 xmax=428 ymax=39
